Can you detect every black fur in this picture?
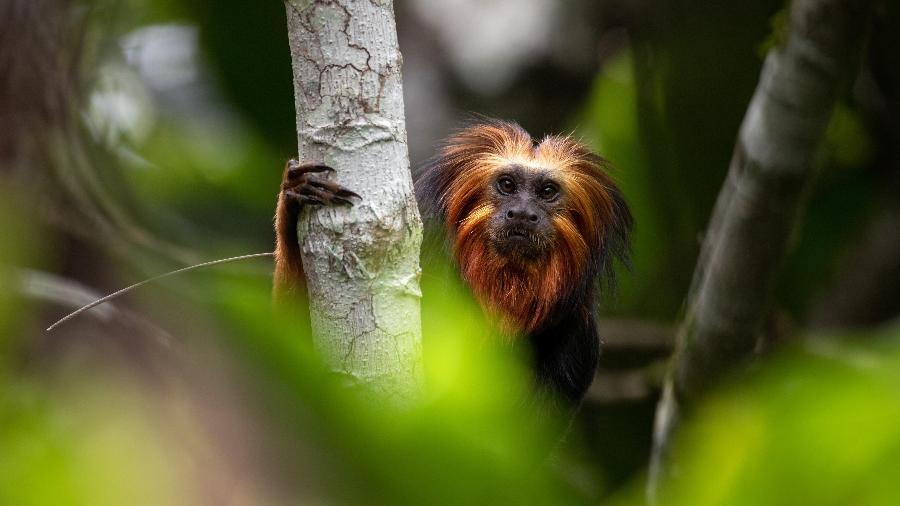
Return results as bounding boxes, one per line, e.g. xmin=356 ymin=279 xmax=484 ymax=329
xmin=526 ymin=280 xmax=600 ymax=405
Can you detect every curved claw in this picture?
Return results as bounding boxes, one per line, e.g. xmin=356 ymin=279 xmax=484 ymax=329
xmin=285 ymin=190 xmax=325 ymax=206
xmin=305 ymin=177 xmax=362 ymax=200
xmin=299 ymin=184 xmax=356 ymax=206
xmin=286 ymin=160 xmax=334 ymax=181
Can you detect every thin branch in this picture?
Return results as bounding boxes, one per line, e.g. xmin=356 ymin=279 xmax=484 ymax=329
xmin=45 ymin=253 xmax=273 ymax=332
xmin=598 ymin=319 xmax=675 ymax=352
xmin=648 ymin=0 xmax=875 ymax=497
xmin=17 ymin=267 xmax=175 ymax=347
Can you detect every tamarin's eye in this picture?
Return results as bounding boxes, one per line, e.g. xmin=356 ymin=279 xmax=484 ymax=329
xmin=497 ymin=177 xmax=517 ymax=195
xmin=539 ymin=183 xmax=559 ymax=201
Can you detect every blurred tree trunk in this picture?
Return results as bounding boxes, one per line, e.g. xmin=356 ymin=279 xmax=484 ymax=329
xmin=284 ymin=0 xmax=423 ymax=400
xmin=648 ymin=0 xmax=874 ymax=497
xmin=1 ymin=0 xmax=198 ymax=269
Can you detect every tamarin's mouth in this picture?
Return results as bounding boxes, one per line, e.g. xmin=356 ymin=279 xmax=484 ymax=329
xmin=491 ymin=227 xmax=550 ymax=261
xmin=498 ymin=227 xmax=534 ymax=241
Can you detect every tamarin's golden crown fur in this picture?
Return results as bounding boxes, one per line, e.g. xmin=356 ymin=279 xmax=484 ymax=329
xmin=415 ymin=120 xmax=632 ymax=334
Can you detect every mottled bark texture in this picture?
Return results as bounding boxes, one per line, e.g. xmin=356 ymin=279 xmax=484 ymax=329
xmin=284 ymin=0 xmax=423 ymax=400
xmin=649 ymin=0 xmax=874 ymax=496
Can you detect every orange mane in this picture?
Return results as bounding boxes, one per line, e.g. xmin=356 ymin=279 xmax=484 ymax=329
xmin=417 ymin=121 xmax=629 ymax=334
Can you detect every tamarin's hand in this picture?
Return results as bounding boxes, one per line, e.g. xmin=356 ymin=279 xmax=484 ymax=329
xmin=273 ymin=159 xmax=359 ymax=302
xmin=281 ymin=159 xmax=360 ymax=207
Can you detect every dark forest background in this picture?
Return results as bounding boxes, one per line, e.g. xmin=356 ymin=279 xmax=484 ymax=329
xmin=2 ymin=0 xmax=900 ymax=504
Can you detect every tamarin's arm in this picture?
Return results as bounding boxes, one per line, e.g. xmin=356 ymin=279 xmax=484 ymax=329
xmin=43 ymin=159 xmax=358 ymax=331
xmin=273 ymin=159 xmax=359 ymax=302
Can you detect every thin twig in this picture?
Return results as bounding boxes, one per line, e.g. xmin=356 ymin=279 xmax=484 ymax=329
xmin=45 ymin=252 xmax=273 ymax=332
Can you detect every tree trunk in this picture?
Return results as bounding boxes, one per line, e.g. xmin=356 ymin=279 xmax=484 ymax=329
xmin=284 ymin=0 xmax=423 ymax=400
xmin=648 ymin=0 xmax=873 ymax=497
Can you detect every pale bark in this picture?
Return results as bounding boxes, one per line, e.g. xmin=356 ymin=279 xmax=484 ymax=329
xmin=284 ymin=0 xmax=423 ymax=400
xmin=648 ymin=0 xmax=873 ymax=496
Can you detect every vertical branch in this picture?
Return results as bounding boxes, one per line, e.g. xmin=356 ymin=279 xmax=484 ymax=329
xmin=284 ymin=0 xmax=423 ymax=400
xmin=648 ymin=0 xmax=874 ymax=495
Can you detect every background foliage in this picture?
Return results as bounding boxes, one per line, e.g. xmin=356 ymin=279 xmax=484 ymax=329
xmin=2 ymin=0 xmax=900 ymax=504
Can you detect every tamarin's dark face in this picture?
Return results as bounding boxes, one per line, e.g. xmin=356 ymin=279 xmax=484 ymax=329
xmin=486 ymin=165 xmax=563 ymax=263
xmin=416 ymin=120 xmax=632 ymax=333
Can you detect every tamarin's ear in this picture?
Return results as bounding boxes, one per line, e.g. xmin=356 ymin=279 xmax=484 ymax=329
xmin=414 ymin=119 xmax=532 ymax=225
xmin=599 ymin=184 xmax=634 ymax=286
xmin=413 ymin=154 xmax=450 ymax=224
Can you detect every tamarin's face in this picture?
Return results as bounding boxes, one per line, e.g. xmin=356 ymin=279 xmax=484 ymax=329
xmin=416 ymin=120 xmax=632 ymax=333
xmin=485 ymin=164 xmax=563 ymax=264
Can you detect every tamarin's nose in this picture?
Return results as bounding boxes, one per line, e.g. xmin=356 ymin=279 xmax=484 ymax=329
xmin=506 ymin=207 xmax=540 ymax=224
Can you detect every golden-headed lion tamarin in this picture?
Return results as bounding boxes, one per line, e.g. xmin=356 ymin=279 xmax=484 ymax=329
xmin=274 ymin=119 xmax=632 ymax=406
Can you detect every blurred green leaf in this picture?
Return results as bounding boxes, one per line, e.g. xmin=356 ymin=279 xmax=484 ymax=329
xmin=614 ymin=325 xmax=900 ymax=506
